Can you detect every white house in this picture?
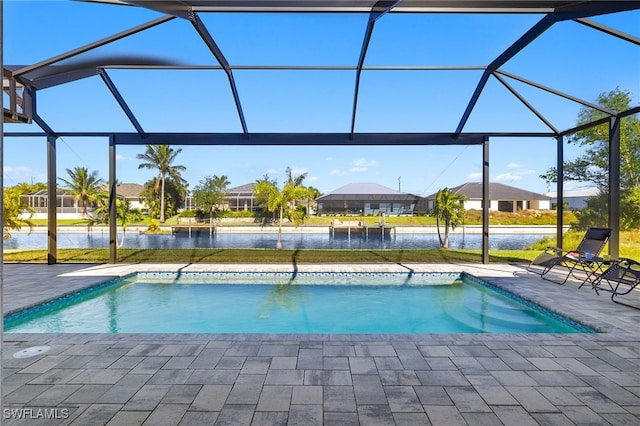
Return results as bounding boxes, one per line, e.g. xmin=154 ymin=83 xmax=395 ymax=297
xmin=425 ymin=182 xmax=551 ymax=212
xmin=115 ymin=183 xmax=146 ymax=212
xmin=316 ymin=183 xmax=426 ymax=215
xmin=20 ymin=183 xmax=146 ymax=219
xmin=546 ymin=187 xmax=600 ymax=210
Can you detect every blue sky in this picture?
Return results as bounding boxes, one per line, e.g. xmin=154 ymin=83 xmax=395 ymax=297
xmin=3 ymin=1 xmax=639 ymax=196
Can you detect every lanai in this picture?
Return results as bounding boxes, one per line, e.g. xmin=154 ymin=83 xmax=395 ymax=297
xmin=2 ymin=0 xmax=640 ymax=265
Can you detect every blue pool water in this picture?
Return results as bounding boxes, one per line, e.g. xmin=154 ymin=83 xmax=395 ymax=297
xmin=4 ymin=273 xmax=592 ymax=334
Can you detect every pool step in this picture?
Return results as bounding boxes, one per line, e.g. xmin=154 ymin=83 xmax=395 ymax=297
xmin=439 ymin=293 xmax=552 ymax=333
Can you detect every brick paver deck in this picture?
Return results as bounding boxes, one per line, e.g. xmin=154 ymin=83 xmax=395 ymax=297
xmin=2 ymin=263 xmax=639 ymax=425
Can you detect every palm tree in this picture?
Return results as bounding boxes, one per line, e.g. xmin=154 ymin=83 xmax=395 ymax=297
xmin=286 ymin=166 xmax=308 ymax=188
xmin=432 ymin=187 xmax=467 ymax=249
xmin=306 ymin=186 xmax=322 ymax=215
xmin=58 ymin=166 xmax=105 ymax=218
xmin=255 ymin=175 xmax=309 ymax=249
xmin=284 ymin=166 xmax=310 ymax=217
xmin=137 ymin=145 xmax=186 ymax=223
xmin=93 ymin=195 xmax=142 ymax=247
xmin=3 ymin=187 xmax=34 ymax=239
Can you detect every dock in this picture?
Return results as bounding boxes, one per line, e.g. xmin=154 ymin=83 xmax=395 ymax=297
xmin=171 ymin=225 xmax=216 ymax=236
xmin=329 ymin=220 xmax=395 ymax=237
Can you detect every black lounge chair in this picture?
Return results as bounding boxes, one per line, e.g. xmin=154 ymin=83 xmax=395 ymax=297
xmin=591 ymin=258 xmax=640 ymax=309
xmin=525 ymin=227 xmax=612 ymax=285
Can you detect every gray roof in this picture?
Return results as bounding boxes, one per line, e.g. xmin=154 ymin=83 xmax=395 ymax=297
xmin=116 ymin=183 xmax=144 ymax=198
xmin=426 ymin=182 xmax=551 ymax=200
xmin=320 ymin=183 xmax=404 ymax=196
xmin=546 ymin=187 xmax=600 ymax=198
xmin=318 ymin=183 xmax=422 ymax=201
xmin=226 ymin=183 xmax=256 ymax=196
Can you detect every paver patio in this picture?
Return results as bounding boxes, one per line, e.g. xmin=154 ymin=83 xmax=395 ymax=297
xmin=2 ymin=262 xmax=639 ymax=425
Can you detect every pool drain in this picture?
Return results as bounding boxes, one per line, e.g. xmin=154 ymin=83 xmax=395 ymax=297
xmin=13 ymin=346 xmax=51 ymax=359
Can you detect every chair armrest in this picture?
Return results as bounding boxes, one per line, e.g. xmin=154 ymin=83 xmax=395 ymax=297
xmin=544 ymin=247 xmax=581 ymax=258
xmin=617 ymin=258 xmax=640 ymax=270
xmin=543 ymin=247 xmax=564 ymax=255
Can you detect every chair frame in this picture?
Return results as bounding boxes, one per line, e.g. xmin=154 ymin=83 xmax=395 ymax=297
xmin=525 ymin=227 xmax=612 ymax=285
xmin=591 ymin=258 xmax=640 ymax=309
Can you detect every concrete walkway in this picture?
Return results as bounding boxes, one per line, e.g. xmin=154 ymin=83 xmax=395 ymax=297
xmin=2 ymin=262 xmax=640 ymax=425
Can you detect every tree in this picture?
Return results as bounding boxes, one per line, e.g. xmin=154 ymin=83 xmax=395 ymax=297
xmin=137 ymin=145 xmax=187 ymax=223
xmin=306 ymin=186 xmax=322 ymax=215
xmin=57 ymin=166 xmax=105 ymax=218
xmin=93 ymin=195 xmax=143 ymax=247
xmin=432 ymin=187 xmax=467 ymax=249
xmin=3 ymin=186 xmax=34 ymax=239
xmin=192 ymin=175 xmax=230 ymax=223
xmin=255 ymin=173 xmax=309 ymax=249
xmin=285 ymin=166 xmax=308 ymax=188
xmin=284 ymin=166 xmax=312 ymax=221
xmin=14 ymin=181 xmax=47 ymax=194
xmin=140 ymin=177 xmax=186 ymax=221
xmin=540 ymin=88 xmax=640 ymax=230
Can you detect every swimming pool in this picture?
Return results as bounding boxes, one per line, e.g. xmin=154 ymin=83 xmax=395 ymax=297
xmin=4 ymin=272 xmax=593 ymax=334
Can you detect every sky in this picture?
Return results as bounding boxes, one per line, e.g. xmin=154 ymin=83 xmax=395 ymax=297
xmin=3 ymin=1 xmax=639 ymax=197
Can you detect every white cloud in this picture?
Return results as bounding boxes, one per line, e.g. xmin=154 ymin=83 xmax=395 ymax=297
xmin=515 ymin=169 xmax=536 ymax=176
xmin=349 ymin=158 xmax=379 ymax=172
xmin=4 ymin=166 xmax=47 ymax=184
xmin=289 ymin=167 xmax=308 ymax=176
xmin=266 ymin=167 xmax=284 ymax=175
xmin=265 ymin=167 xmax=308 ymax=178
xmin=467 ymin=172 xmax=482 ymax=180
xmin=330 ymin=169 xmax=347 ymax=176
xmin=494 ymin=172 xmax=522 ymax=182
xmin=307 ymin=176 xmax=319 ymax=183
xmin=504 ymin=163 xmax=536 ymax=176
xmin=353 ymin=158 xmax=379 ymax=168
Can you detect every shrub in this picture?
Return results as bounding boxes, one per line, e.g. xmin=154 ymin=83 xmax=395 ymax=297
xmin=178 ymin=209 xmax=197 ymax=218
xmin=147 ymin=220 xmax=160 ymax=233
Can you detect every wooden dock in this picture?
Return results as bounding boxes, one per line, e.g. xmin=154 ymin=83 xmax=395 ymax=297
xmin=171 ymin=225 xmax=216 ymax=236
xmin=329 ymin=220 xmax=395 ymax=237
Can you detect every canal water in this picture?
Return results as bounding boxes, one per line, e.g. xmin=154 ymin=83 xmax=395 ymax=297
xmin=4 ymin=232 xmax=550 ymax=250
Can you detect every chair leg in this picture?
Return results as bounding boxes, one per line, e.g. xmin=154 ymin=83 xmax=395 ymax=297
xmin=611 ymin=294 xmax=640 ymax=310
xmin=541 ymin=263 xmax=575 ymax=285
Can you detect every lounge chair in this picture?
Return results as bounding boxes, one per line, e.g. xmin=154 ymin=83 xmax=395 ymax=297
xmin=591 ymin=258 xmax=640 ymax=309
xmin=525 ymin=227 xmax=612 ymax=285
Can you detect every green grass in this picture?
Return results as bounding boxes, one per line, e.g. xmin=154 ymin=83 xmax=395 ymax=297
xmin=3 ymin=248 xmax=537 ymax=264
xmin=528 ymin=230 xmax=640 ymax=260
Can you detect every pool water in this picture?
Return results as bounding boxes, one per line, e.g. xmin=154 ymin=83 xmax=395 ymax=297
xmin=4 ymin=272 xmax=592 ymax=334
